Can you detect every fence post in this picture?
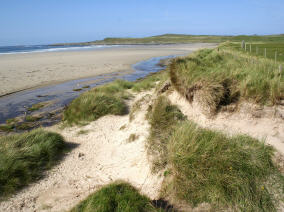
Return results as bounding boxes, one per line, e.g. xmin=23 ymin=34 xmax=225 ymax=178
xmin=275 ymin=51 xmax=277 ymax=63
xmin=250 ymin=44 xmax=252 ymax=53
xmin=245 ymin=43 xmax=247 ymax=51
xmin=241 ymin=40 xmax=245 ymax=49
xmin=264 ymin=48 xmax=267 ymax=58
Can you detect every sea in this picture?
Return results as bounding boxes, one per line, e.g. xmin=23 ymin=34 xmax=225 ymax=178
xmin=0 ymin=44 xmax=119 ymax=55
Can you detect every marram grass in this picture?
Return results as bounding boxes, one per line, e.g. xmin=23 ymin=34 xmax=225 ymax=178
xmin=63 ymin=80 xmax=132 ymax=125
xmin=146 ymin=96 xmax=186 ymax=172
xmin=64 ymin=70 xmax=169 ymax=125
xmin=165 ymin=121 xmax=284 ymax=211
xmin=0 ymin=129 xmax=65 ymax=198
xmin=170 ymin=47 xmax=284 ymax=116
xmin=145 ymin=96 xmax=284 ymax=211
xmin=70 ymin=181 xmax=160 ymax=212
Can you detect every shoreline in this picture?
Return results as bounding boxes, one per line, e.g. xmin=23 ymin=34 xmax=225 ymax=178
xmin=0 ymin=69 xmax=132 ymax=98
xmin=0 ymin=54 xmax=176 ymax=126
xmin=0 ymin=43 xmax=216 ymax=97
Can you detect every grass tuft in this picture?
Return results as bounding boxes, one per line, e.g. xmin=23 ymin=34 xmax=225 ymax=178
xmin=73 ymin=88 xmax=83 ymax=92
xmin=147 ymin=96 xmax=186 ymax=172
xmin=25 ymin=115 xmax=42 ymax=122
xmin=0 ymin=129 xmax=65 ymax=198
xmin=132 ymin=71 xmax=168 ymax=92
xmin=28 ymin=102 xmax=47 ymax=111
xmin=63 ymin=80 xmax=132 ymax=125
xmin=0 ymin=124 xmax=14 ymax=132
xmin=163 ymin=121 xmax=284 ymax=211
xmin=70 ymin=181 xmax=159 ymax=212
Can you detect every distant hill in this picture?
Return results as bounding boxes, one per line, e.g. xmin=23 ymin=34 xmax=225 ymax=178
xmin=51 ymin=34 xmax=284 ymax=46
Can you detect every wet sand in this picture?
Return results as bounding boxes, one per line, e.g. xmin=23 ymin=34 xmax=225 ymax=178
xmin=0 ymin=43 xmax=216 ymax=96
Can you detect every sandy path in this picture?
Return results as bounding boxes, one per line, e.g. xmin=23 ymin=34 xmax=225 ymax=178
xmin=168 ymin=90 xmax=284 ymax=156
xmin=0 ymin=43 xmax=216 ymax=96
xmin=0 ymin=91 xmax=161 ymax=212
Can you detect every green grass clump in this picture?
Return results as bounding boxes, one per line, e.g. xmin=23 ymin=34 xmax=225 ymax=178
xmin=132 ymin=71 xmax=168 ymax=92
xmin=6 ymin=118 xmax=17 ymax=125
xmin=25 ymin=115 xmax=42 ymax=122
xmin=28 ymin=102 xmax=47 ymax=111
xmin=63 ymin=65 xmax=170 ymax=125
xmin=63 ymin=80 xmax=132 ymax=125
xmin=73 ymin=88 xmax=83 ymax=92
xmin=0 ymin=124 xmax=14 ymax=132
xmin=0 ymin=129 xmax=65 ymax=198
xmin=70 ymin=181 xmax=159 ymax=212
xmin=170 ymin=47 xmax=283 ymax=115
xmin=164 ymin=121 xmax=284 ymax=211
xmin=16 ymin=122 xmax=36 ymax=130
xmin=147 ymin=96 xmax=186 ymax=171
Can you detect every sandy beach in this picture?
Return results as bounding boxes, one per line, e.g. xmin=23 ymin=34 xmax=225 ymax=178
xmin=0 ymin=43 xmax=215 ymax=96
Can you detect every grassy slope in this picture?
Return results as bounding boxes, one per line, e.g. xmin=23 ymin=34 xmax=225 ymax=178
xmin=0 ymin=129 xmax=65 ymax=199
xmin=146 ymin=96 xmax=186 ymax=172
xmin=170 ymin=47 xmax=283 ymax=117
xmin=147 ymin=96 xmax=284 ymax=211
xmin=70 ymin=181 xmax=161 ymax=212
xmin=167 ymin=121 xmax=284 ymax=211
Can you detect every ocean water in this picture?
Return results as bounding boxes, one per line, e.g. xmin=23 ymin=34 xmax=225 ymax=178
xmin=0 ymin=44 xmax=119 ymax=55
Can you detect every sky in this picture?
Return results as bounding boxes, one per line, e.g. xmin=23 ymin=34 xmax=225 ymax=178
xmin=0 ymin=0 xmax=284 ymax=46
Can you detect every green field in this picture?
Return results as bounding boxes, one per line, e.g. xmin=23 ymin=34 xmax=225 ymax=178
xmin=223 ymin=42 xmax=284 ymax=62
xmin=52 ymin=34 xmax=284 ymax=46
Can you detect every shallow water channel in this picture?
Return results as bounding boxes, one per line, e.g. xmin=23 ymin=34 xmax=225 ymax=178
xmin=0 ymin=55 xmax=175 ymax=127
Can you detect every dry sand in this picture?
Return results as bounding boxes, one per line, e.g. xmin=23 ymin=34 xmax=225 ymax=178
xmin=0 ymin=91 xmax=162 ymax=212
xmin=0 ymin=43 xmax=215 ymax=96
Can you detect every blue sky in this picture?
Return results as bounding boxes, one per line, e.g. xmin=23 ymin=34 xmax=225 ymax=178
xmin=0 ymin=0 xmax=284 ymax=46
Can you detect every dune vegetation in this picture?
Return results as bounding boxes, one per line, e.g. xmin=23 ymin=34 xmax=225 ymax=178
xmin=63 ymin=70 xmax=169 ymax=125
xmin=170 ymin=47 xmax=283 ymax=116
xmin=0 ymin=129 xmax=65 ymax=199
xmin=165 ymin=121 xmax=284 ymax=211
xmin=63 ymin=80 xmax=132 ymax=125
xmin=146 ymin=96 xmax=186 ymax=172
xmin=145 ymin=96 xmax=284 ymax=211
xmin=70 ymin=181 xmax=160 ymax=212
